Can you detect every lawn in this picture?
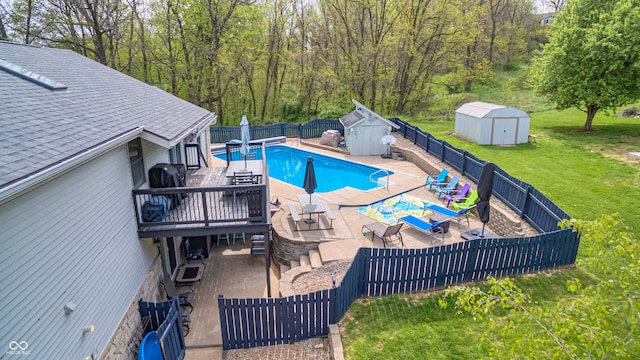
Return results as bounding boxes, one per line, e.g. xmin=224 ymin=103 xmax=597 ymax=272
xmin=340 ymin=106 xmax=640 ymax=359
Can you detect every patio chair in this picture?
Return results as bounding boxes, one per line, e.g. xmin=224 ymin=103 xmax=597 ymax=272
xmin=399 ymin=215 xmax=446 ymax=242
xmin=424 ymin=202 xmax=475 ymax=228
xmin=425 ymin=169 xmax=449 ymax=191
xmin=451 ymin=190 xmax=479 ymax=211
xmin=361 ymin=222 xmax=404 ymax=248
xmin=434 ymin=176 xmax=459 ymax=199
xmin=159 ymin=276 xmax=194 ymax=313
xmin=443 ymin=183 xmax=471 ymax=208
xmin=233 ymin=170 xmax=257 ymax=184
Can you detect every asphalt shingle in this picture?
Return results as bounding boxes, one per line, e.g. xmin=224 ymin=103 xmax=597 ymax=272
xmin=0 ymin=41 xmax=214 ymax=187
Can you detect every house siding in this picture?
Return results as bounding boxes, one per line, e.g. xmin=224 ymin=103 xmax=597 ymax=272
xmin=0 ymin=145 xmax=156 ymax=359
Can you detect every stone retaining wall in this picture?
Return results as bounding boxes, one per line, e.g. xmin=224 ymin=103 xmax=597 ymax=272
xmin=271 ymin=225 xmax=320 ymax=266
xmin=102 ymin=256 xmax=163 ymax=360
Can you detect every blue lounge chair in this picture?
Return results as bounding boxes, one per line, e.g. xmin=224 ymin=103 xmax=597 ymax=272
xmin=399 ymin=215 xmax=446 ymax=242
xmin=423 ymin=202 xmax=475 ymax=228
xmin=425 ymin=169 xmax=449 ymax=191
xmin=434 ymin=176 xmax=459 ymax=199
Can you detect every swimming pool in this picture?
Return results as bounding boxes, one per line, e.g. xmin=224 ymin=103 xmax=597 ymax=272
xmin=214 ymin=145 xmax=393 ymax=192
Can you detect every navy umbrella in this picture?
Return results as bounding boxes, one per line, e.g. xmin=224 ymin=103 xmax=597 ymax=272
xmin=477 ymin=162 xmax=495 ymax=236
xmin=303 ymin=156 xmax=317 ymax=202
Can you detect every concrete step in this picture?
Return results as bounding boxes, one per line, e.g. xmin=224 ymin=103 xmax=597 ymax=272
xmin=300 ymin=255 xmax=311 ymax=267
xmin=290 ymin=260 xmax=300 ymax=269
xmin=309 ymin=250 xmax=323 ymax=269
xmin=280 ymin=264 xmax=290 ymax=274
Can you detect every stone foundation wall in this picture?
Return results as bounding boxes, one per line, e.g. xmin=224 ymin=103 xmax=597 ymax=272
xmin=101 ymin=256 xmax=163 ymax=360
xmin=271 ymin=229 xmax=320 ymax=266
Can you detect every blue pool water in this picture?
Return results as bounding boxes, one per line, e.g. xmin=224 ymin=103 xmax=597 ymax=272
xmin=214 ymin=145 xmax=393 ymax=192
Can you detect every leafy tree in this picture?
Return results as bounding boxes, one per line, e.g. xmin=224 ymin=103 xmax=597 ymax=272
xmin=440 ymin=214 xmax=640 ymax=359
xmin=530 ymin=0 xmax=640 ymax=131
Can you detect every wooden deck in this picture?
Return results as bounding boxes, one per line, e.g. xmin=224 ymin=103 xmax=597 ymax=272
xmin=133 ymin=166 xmax=272 ymax=238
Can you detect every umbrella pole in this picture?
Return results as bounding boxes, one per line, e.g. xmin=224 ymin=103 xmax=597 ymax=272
xmin=480 ymin=223 xmax=486 ymax=238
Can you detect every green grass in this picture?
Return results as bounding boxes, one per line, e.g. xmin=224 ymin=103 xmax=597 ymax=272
xmin=341 ymin=102 xmax=640 ymax=358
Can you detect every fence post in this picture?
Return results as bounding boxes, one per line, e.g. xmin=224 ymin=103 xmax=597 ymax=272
xmin=218 ymin=295 xmax=229 ymax=350
xmin=520 ymin=185 xmax=531 ymax=219
xmin=329 ymin=287 xmax=337 ymax=325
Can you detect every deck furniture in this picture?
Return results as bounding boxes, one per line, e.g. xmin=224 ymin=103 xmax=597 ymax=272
xmin=319 ymin=201 xmax=336 ymax=229
xmin=250 ymin=235 xmax=266 ymax=264
xmin=451 ymin=190 xmax=479 ymax=211
xmin=225 ymin=159 xmax=263 ymax=179
xmin=425 ymin=169 xmax=449 ymax=191
xmin=361 ymin=222 xmax=404 ymax=248
xmin=159 ymin=276 xmax=194 ymax=313
xmin=443 ymin=183 xmax=471 ymax=208
xmin=288 ymin=202 xmax=302 ymax=230
xmin=297 ymin=194 xmax=326 ymax=230
xmin=424 ymin=202 xmax=474 ymax=228
xmin=184 ymin=238 xmax=205 ymax=265
xmin=399 ymin=215 xmax=446 ymax=242
xmin=433 ymin=176 xmax=459 ymax=199
xmin=175 ymin=263 xmax=204 ymax=286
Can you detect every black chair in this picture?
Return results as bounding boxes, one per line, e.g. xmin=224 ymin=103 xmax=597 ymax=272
xmin=184 ymin=239 xmax=204 ymax=265
xmin=159 ymin=277 xmax=194 ymax=313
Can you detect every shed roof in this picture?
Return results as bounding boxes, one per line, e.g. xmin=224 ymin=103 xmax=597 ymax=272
xmin=339 ymin=110 xmax=365 ymax=127
xmin=339 ymin=99 xmax=399 ymax=129
xmin=456 ymin=102 xmax=506 ymax=118
xmin=455 ymin=101 xmax=530 ymax=119
xmin=0 ymin=41 xmax=216 ymax=190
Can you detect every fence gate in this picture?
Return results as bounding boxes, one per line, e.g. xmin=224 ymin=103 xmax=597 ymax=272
xmin=138 ymin=297 xmax=186 ymax=360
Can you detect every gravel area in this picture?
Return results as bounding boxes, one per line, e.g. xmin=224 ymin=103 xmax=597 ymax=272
xmin=291 ymin=260 xmax=352 ymax=294
xmin=224 ymin=337 xmax=330 ymax=360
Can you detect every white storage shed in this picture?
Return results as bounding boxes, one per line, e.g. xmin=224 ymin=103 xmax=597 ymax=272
xmin=339 ymin=99 xmax=400 ymax=156
xmin=455 ymin=102 xmax=530 ymax=145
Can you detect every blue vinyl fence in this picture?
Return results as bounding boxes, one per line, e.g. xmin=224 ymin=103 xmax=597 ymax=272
xmin=388 ymin=117 xmax=571 ymax=233
xmin=214 ymin=117 xmax=580 ymax=350
xmin=139 ymin=297 xmax=186 ymax=360
xmin=219 ymin=229 xmax=579 ymax=349
xmin=210 ymin=119 xmax=343 ymax=143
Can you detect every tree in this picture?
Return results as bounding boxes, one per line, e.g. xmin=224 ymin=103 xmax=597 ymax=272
xmin=440 ymin=214 xmax=640 ymax=358
xmin=530 ymin=0 xmax=640 ymax=131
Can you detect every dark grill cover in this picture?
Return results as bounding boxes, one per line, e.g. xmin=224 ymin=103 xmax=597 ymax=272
xmin=149 ymin=163 xmax=186 ymax=188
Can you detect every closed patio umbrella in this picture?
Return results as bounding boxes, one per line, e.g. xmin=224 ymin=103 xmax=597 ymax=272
xmin=240 ymin=115 xmax=250 ymax=167
xmin=477 ymin=162 xmax=495 ymax=237
xmin=303 ymin=156 xmax=317 ymax=203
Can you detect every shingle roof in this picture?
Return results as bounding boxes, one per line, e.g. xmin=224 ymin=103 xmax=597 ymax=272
xmin=456 ymin=102 xmax=506 ymax=118
xmin=0 ymin=41 xmax=215 ymax=188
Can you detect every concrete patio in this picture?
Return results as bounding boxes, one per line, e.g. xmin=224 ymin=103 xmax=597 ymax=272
xmin=183 ymin=137 xmax=533 ymax=359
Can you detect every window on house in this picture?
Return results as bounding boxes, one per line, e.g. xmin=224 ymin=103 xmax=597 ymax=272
xmin=128 ymin=138 xmax=145 ymax=188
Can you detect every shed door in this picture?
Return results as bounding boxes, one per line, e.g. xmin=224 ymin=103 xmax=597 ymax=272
xmin=491 ymin=118 xmax=517 ymax=145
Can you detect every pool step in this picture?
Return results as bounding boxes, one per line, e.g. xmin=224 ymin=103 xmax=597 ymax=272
xmin=309 ymin=250 xmax=323 ymax=269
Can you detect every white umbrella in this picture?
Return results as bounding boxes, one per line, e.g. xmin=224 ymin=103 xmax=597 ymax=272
xmin=240 ymin=115 xmax=250 ymax=167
